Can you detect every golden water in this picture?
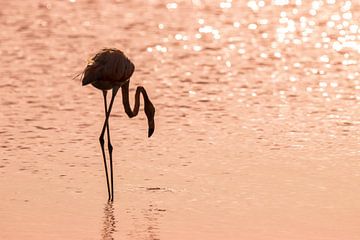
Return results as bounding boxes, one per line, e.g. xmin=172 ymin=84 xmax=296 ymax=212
xmin=0 ymin=0 xmax=359 ymax=239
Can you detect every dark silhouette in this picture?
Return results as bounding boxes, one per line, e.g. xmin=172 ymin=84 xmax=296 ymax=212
xmin=81 ymin=48 xmax=155 ymax=201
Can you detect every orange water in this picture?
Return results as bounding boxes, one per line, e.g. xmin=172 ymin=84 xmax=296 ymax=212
xmin=0 ymin=0 xmax=359 ymax=239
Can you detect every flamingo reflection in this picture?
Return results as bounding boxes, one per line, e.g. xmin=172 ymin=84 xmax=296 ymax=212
xmin=101 ymin=202 xmax=116 ymax=240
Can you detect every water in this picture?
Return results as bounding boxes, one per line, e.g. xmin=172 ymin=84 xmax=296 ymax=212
xmin=0 ymin=0 xmax=359 ymax=239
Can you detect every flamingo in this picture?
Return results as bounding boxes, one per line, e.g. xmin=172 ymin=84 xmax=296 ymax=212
xmin=80 ymin=48 xmax=155 ymax=201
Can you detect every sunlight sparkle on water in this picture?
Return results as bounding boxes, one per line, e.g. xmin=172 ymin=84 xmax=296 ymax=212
xmin=220 ymin=0 xmax=232 ymax=9
xmin=272 ymin=0 xmax=289 ymax=5
xmin=166 ymin=2 xmax=178 ymax=9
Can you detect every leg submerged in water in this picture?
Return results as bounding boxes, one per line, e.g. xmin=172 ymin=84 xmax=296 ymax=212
xmin=100 ymin=87 xmax=119 ymax=201
xmin=100 ymin=90 xmax=111 ymax=200
xmin=107 ymin=88 xmax=118 ymax=201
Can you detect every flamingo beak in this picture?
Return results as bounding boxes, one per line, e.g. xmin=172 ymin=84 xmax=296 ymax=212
xmin=148 ymin=121 xmax=155 ymax=138
xmin=145 ymin=100 xmax=155 ymax=138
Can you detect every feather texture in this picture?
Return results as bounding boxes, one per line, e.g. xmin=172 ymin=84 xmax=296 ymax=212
xmin=81 ymin=48 xmax=135 ymax=87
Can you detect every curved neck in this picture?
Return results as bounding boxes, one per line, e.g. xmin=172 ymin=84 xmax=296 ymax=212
xmin=121 ymin=81 xmax=155 ymax=137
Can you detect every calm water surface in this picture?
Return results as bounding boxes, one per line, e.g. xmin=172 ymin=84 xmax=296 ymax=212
xmin=0 ymin=0 xmax=359 ymax=239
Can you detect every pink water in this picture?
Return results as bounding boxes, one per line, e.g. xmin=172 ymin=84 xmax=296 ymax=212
xmin=0 ymin=0 xmax=359 ymax=239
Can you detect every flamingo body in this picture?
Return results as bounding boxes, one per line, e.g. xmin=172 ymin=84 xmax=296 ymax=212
xmin=82 ymin=48 xmax=134 ymax=89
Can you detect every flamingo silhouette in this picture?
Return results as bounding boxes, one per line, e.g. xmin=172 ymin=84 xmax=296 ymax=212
xmin=81 ymin=48 xmax=155 ymax=201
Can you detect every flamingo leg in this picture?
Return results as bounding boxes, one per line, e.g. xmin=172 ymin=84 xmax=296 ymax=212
xmin=100 ymin=87 xmax=119 ymax=201
xmin=107 ymin=89 xmax=117 ymax=201
xmin=101 ymin=90 xmax=111 ymax=200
